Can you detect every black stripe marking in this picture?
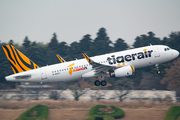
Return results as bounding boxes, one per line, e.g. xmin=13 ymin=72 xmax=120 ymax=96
xmin=10 ymin=45 xmax=26 ymax=72
xmin=3 ymin=46 xmax=16 ymax=65
xmin=14 ymin=47 xmax=34 ymax=69
xmin=9 ymin=61 xmax=18 ymax=73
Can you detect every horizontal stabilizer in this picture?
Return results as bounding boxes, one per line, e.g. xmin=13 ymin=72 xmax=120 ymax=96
xmin=15 ymin=74 xmax=31 ymax=79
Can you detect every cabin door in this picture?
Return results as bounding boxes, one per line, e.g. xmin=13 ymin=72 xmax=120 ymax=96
xmin=154 ymin=47 xmax=160 ymax=58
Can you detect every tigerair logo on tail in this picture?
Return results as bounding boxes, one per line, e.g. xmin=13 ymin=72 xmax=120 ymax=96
xmin=2 ymin=45 xmax=39 ymax=74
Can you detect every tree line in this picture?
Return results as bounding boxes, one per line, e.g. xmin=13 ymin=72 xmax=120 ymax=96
xmin=0 ymin=28 xmax=180 ymax=95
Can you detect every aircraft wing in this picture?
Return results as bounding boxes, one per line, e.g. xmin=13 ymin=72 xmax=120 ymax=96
xmin=56 ymin=54 xmax=66 ymax=63
xmin=82 ymin=52 xmax=120 ymax=75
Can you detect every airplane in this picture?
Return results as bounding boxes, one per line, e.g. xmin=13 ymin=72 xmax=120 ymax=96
xmin=2 ymin=44 xmax=179 ymax=86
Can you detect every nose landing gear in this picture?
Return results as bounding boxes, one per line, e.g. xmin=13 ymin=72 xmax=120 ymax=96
xmin=155 ymin=64 xmax=160 ymax=74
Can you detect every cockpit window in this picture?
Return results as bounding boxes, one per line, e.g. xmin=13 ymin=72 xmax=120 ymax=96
xmin=164 ymin=48 xmax=170 ymax=51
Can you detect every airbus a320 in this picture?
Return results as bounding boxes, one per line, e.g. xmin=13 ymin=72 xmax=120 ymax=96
xmin=2 ymin=44 xmax=179 ymax=86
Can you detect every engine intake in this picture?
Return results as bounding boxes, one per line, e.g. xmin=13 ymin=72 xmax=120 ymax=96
xmin=109 ymin=65 xmax=135 ymax=77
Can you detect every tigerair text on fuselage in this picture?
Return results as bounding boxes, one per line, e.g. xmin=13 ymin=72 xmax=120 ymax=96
xmin=107 ymin=50 xmax=153 ymax=65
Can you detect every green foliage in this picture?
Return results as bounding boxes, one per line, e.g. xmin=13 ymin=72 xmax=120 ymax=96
xmin=48 ymin=33 xmax=59 ymax=50
xmin=165 ymin=32 xmax=180 ymax=52
xmin=164 ymin=106 xmax=180 ymax=120
xmin=86 ymin=105 xmax=124 ymax=120
xmin=91 ymin=28 xmax=113 ymax=56
xmin=133 ymin=31 xmax=161 ymax=48
xmin=23 ymin=36 xmax=31 ymax=48
xmin=16 ymin=104 xmax=48 ymax=120
xmin=114 ymin=38 xmax=128 ymax=52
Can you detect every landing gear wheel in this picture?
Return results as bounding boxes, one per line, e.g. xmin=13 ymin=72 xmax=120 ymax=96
xmin=94 ymin=80 xmax=101 ymax=86
xmin=101 ymin=80 xmax=107 ymax=86
xmin=157 ymin=71 xmax=160 ymax=74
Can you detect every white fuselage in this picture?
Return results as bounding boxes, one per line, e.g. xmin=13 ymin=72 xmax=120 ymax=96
xmin=5 ymin=45 xmax=179 ymax=82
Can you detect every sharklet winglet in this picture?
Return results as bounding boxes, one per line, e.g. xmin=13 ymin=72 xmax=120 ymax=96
xmin=82 ymin=52 xmax=92 ymax=63
xmin=56 ymin=54 xmax=66 ymax=63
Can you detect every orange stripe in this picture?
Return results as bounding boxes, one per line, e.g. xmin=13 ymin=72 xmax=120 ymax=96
xmin=130 ymin=65 xmax=135 ymax=74
xmin=82 ymin=53 xmax=90 ymax=62
xmin=11 ymin=66 xmax=16 ymax=74
xmin=3 ymin=46 xmax=24 ymax=73
xmin=33 ymin=63 xmax=39 ymax=69
xmin=11 ymin=46 xmax=32 ymax=71
xmin=56 ymin=54 xmax=63 ymax=63
xmin=17 ymin=48 xmax=31 ymax=64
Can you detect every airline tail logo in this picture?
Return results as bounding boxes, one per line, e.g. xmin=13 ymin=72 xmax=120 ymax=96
xmin=2 ymin=45 xmax=39 ymax=74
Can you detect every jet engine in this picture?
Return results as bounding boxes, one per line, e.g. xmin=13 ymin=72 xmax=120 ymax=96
xmin=109 ymin=65 xmax=135 ymax=77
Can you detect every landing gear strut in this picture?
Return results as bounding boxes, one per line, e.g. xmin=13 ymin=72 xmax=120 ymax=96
xmin=155 ymin=64 xmax=160 ymax=74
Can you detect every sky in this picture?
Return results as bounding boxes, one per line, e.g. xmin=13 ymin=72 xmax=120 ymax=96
xmin=0 ymin=0 xmax=180 ymax=46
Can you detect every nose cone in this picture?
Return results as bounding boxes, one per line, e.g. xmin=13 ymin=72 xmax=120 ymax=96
xmin=173 ymin=50 xmax=179 ymax=58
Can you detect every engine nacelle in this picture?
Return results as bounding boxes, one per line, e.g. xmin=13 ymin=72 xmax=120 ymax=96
xmin=109 ymin=65 xmax=135 ymax=77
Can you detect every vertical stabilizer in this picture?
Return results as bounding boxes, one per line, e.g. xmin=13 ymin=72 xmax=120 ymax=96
xmin=2 ymin=45 xmax=39 ymax=74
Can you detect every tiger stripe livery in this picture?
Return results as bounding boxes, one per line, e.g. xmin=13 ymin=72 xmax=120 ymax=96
xmin=2 ymin=45 xmax=39 ymax=74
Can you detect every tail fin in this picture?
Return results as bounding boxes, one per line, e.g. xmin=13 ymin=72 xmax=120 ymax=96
xmin=2 ymin=45 xmax=39 ymax=74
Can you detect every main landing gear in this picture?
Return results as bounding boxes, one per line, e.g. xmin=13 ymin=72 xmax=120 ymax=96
xmin=94 ymin=76 xmax=107 ymax=86
xmin=94 ymin=80 xmax=107 ymax=86
xmin=155 ymin=64 xmax=160 ymax=74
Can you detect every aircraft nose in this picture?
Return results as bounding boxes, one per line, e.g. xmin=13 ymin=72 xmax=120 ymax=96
xmin=173 ymin=50 xmax=179 ymax=58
